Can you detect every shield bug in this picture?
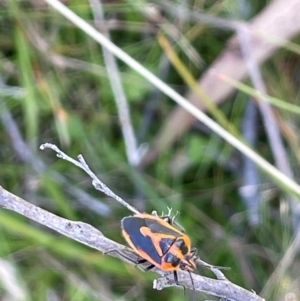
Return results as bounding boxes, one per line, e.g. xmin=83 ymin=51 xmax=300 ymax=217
xmin=121 ymin=212 xmax=197 ymax=286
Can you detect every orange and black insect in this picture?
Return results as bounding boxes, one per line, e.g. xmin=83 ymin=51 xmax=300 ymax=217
xmin=121 ymin=212 xmax=197 ymax=286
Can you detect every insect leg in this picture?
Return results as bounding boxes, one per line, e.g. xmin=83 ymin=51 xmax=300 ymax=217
xmin=137 ymin=259 xmax=155 ymax=271
xmin=105 ymin=249 xmax=139 ymax=264
xmin=173 ymin=270 xmax=179 ymax=285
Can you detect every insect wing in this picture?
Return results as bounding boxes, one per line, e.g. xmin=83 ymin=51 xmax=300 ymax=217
xmin=122 ymin=216 xmax=162 ymax=266
xmin=138 ymin=226 xmax=174 ymax=256
xmin=144 ymin=217 xmax=182 ymax=236
xmin=143 ymin=216 xmax=185 ymax=254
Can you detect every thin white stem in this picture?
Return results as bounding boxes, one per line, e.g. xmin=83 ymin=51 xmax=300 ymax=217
xmin=238 ymin=25 xmax=293 ymax=178
xmin=89 ymin=0 xmax=140 ymax=166
xmin=43 ymin=0 xmax=300 ymax=198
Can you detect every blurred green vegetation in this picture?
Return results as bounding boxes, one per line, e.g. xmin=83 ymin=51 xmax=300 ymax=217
xmin=1 ymin=0 xmax=300 ymax=301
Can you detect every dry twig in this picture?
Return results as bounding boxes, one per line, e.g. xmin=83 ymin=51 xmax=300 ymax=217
xmin=0 ymin=185 xmax=265 ymax=301
xmin=0 ymin=143 xmax=265 ymax=300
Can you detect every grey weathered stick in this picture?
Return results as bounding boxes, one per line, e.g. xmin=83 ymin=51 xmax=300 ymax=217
xmin=155 ymin=272 xmax=264 ymax=301
xmin=2 ymin=143 xmax=266 ymax=301
xmin=0 ymin=186 xmax=265 ymax=301
xmin=0 ymin=186 xmax=124 ymax=257
xmin=40 ymin=143 xmax=139 ymax=214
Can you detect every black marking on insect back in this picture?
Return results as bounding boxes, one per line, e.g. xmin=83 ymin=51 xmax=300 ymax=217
xmin=164 ymin=253 xmax=180 ymax=267
xmin=159 ymin=237 xmax=176 ymax=255
xmin=145 ymin=218 xmax=181 ymax=236
xmin=122 ymin=217 xmax=162 ymax=265
xmin=174 ymin=239 xmax=188 ymax=255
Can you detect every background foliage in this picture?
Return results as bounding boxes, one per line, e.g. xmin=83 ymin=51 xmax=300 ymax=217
xmin=1 ymin=0 xmax=300 ymax=300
